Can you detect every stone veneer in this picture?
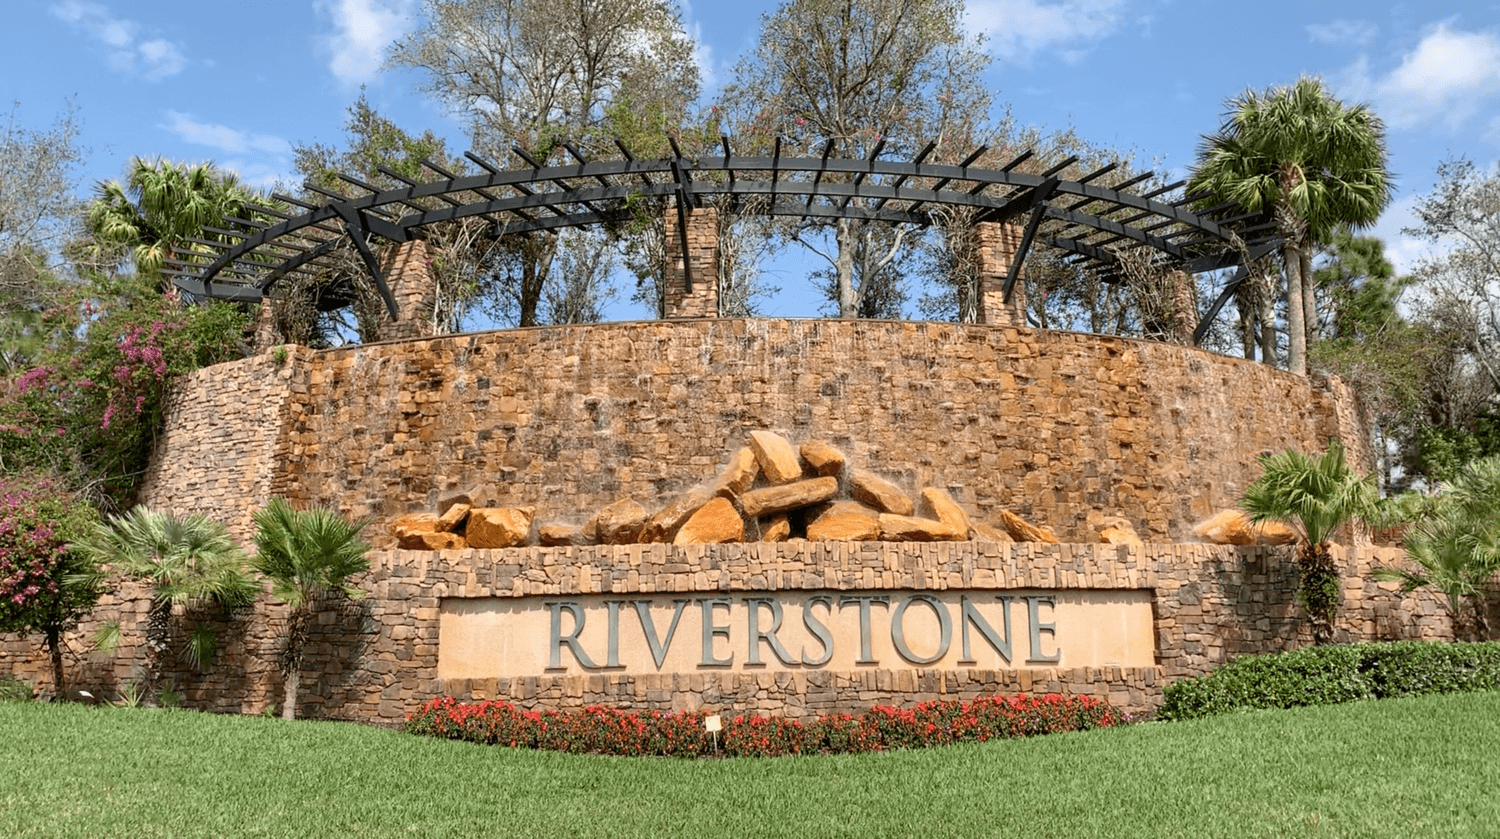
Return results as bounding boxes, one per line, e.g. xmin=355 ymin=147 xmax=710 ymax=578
xmin=0 ymin=543 xmax=1450 ymax=723
xmin=135 ymin=319 xmax=1372 ymax=548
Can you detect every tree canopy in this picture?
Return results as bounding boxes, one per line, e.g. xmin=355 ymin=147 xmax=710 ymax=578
xmin=1189 ymin=77 xmax=1391 ymax=375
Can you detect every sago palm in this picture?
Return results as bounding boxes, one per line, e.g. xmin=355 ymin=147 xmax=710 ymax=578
xmin=73 ymin=507 xmax=257 ymax=699
xmin=1189 ymin=77 xmax=1391 ymax=375
xmin=1375 ymin=456 xmax=1500 ymax=640
xmin=1242 ymin=442 xmax=1379 ymax=644
xmin=251 ymin=497 xmax=371 ymax=719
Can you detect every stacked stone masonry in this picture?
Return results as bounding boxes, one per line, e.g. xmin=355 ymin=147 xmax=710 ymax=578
xmin=137 ymin=319 xmax=1373 ymax=548
xmin=662 ymin=207 xmax=720 ymax=318
xmin=976 ymin=223 xmax=1027 ymax=326
xmin=0 ymin=543 xmax=1450 ymax=723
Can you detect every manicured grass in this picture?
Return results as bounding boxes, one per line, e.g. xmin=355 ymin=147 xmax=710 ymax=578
xmin=3 ymin=693 xmax=1500 ymax=838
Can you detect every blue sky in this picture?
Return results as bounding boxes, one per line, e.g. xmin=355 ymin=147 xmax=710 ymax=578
xmin=4 ymin=0 xmax=1499 ymax=320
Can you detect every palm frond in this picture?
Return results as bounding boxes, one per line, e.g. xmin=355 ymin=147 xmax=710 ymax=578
xmin=251 ymin=497 xmax=371 ymax=610
xmin=1241 ymin=442 xmax=1378 ymax=546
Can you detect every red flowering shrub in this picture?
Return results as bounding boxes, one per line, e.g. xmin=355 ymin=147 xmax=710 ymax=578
xmin=405 ymin=692 xmax=1119 ymax=758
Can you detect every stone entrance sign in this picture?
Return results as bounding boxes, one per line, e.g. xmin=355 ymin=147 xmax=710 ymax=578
xmin=438 ymin=589 xmax=1155 ymax=679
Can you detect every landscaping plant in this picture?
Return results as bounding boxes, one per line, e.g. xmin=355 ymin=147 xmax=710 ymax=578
xmin=1241 ymin=441 xmax=1379 ymax=644
xmin=1375 ymin=455 xmax=1500 ymax=639
xmin=73 ymin=507 xmax=257 ymax=702
xmin=404 ymin=692 xmax=1119 ymax=758
xmin=251 ymin=496 xmax=370 ymax=720
xmin=0 ymin=478 xmax=100 ymax=696
xmin=1158 ymin=641 xmax=1500 ymax=720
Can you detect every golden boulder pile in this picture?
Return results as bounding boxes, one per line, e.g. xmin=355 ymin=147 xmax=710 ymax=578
xmin=391 ymin=430 xmax=1069 ymax=550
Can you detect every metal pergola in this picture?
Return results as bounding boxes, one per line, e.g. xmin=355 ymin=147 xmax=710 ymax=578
xmin=164 ymin=137 xmax=1278 ymax=344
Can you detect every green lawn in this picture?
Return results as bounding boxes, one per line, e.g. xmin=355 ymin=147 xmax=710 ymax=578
xmin=3 ymin=693 xmax=1499 ymax=838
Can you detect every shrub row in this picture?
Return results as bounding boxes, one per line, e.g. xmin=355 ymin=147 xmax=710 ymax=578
xmin=404 ymin=693 xmax=1119 ymax=758
xmin=1159 ymin=641 xmax=1500 ymax=721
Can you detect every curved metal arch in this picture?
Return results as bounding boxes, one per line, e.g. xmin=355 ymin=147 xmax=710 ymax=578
xmin=166 ymin=139 xmax=1276 ymax=342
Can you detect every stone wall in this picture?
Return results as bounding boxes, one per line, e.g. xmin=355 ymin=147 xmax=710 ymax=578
xmin=135 ymin=347 xmax=314 ymax=540
xmin=0 ymin=543 xmax=1449 ymax=723
xmin=138 ymin=319 xmax=1368 ymax=547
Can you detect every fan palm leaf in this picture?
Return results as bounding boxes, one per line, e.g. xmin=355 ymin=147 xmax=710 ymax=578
xmin=250 ymin=497 xmax=371 ymax=719
xmin=1376 ymin=456 xmax=1500 ymax=638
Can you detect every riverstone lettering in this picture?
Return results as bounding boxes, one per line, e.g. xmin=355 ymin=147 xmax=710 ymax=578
xmin=437 ymin=589 xmax=1155 ymax=679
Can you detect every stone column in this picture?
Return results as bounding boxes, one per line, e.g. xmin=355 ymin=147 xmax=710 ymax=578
xmin=253 ymin=298 xmax=279 ymax=352
xmin=662 ymin=206 xmax=720 ymax=319
xmin=975 ymin=222 xmax=1028 ymax=326
xmin=376 ymin=239 xmax=438 ymax=342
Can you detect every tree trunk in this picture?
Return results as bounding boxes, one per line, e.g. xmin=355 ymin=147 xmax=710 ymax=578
xmin=1298 ymin=541 xmax=1339 ymax=645
xmin=46 ymin=625 xmax=64 ymax=699
xmin=143 ymin=598 xmax=172 ymax=703
xmin=1300 ymin=248 xmax=1318 ymax=352
xmin=1283 ymin=241 xmax=1306 ymax=375
xmin=835 ymin=219 xmax=857 ymax=318
xmin=1258 ymin=293 xmax=1277 ymax=367
xmin=281 ymin=665 xmax=300 ymax=720
xmin=1239 ymin=304 xmax=1255 ymax=360
xmin=281 ymin=605 xmax=310 ymax=720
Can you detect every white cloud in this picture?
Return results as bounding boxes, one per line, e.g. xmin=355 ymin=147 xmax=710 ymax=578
xmin=160 ymin=112 xmax=290 ymax=157
xmin=316 ymin=0 xmax=418 ymax=86
xmin=49 ymin=1 xmax=186 ymax=81
xmin=965 ymin=0 xmax=1130 ymax=65
xmin=1306 ymin=19 xmax=1378 ymax=47
xmin=217 ymin=159 xmax=295 ymax=191
xmin=1341 ymin=24 xmax=1500 ymax=130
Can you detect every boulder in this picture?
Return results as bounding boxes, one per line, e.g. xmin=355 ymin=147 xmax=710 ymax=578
xmin=640 ymin=449 xmax=762 ymax=543
xmin=1100 ymin=525 xmax=1145 ymax=548
xmin=748 ymin=430 xmax=804 ymax=484
xmin=709 ymin=447 xmax=761 ymax=496
xmin=919 ymin=487 xmax=971 ymax=536
xmin=807 ymin=508 xmax=881 ymax=541
xmin=590 ymin=497 xmax=650 ymax=545
xmin=759 ymin=513 xmax=792 ymax=542
xmin=538 ymin=523 xmax=593 ymax=547
xmin=807 ymin=499 xmax=879 ymax=520
xmin=437 ymin=490 xmax=474 ymax=517
xmin=436 ymin=501 xmax=471 ymax=533
xmin=878 ymin=513 xmax=964 ymax=542
xmin=849 ymin=469 xmax=914 ymax=516
xmin=997 ymin=509 xmax=1058 ymax=543
xmin=739 ymin=476 xmax=839 ymax=519
xmin=1192 ymin=510 xmax=1297 ymax=546
xmin=673 ymin=497 xmax=744 ymax=545
xmin=971 ymin=522 xmax=1014 ymax=543
xmin=398 ymin=530 xmax=467 ymax=551
xmin=466 ymin=507 xmax=535 ymax=549
xmin=392 ymin=513 xmax=440 ymax=541
xmin=1253 ymin=521 xmax=1300 ymax=545
xmin=639 ymin=488 xmax=712 ymax=543
xmin=1089 ymin=512 xmax=1144 ymax=547
xmin=799 ymin=440 xmax=846 ymax=478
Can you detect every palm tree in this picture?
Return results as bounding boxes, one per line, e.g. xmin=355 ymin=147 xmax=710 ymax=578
xmin=1242 ymin=442 xmax=1379 ymax=644
xmin=251 ymin=497 xmax=371 ymax=720
xmin=86 ymin=158 xmax=261 ymax=283
xmin=1189 ymin=77 xmax=1392 ymax=375
xmin=1375 ymin=456 xmax=1500 ymax=640
xmin=73 ymin=507 xmax=258 ymax=700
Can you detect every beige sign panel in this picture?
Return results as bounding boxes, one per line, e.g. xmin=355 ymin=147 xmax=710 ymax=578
xmin=439 ymin=589 xmax=1154 ymax=679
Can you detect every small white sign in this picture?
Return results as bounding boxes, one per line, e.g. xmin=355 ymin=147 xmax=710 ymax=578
xmin=704 ymin=714 xmax=722 ymax=732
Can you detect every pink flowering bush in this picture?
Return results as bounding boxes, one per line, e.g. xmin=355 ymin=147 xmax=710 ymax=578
xmin=404 ymin=693 xmax=1119 ymax=758
xmin=0 ymin=478 xmax=99 ymax=695
xmin=0 ymin=285 xmax=249 ymax=508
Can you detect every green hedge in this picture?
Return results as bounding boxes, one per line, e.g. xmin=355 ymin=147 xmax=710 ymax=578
xmin=1159 ymin=641 xmax=1500 ymax=721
